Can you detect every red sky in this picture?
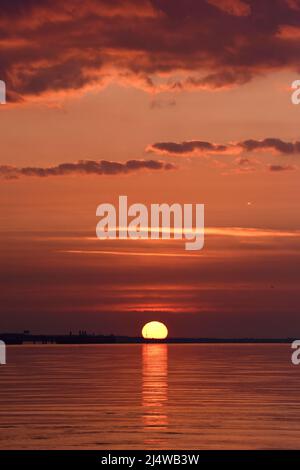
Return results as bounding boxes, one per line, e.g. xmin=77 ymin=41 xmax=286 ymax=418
xmin=1 ymin=0 xmax=300 ymax=336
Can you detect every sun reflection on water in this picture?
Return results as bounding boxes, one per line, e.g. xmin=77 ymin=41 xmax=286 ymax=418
xmin=142 ymin=344 xmax=168 ymax=444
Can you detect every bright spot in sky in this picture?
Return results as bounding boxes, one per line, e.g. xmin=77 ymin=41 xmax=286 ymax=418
xmin=142 ymin=321 xmax=168 ymax=340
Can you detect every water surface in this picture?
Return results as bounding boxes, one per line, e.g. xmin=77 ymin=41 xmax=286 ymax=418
xmin=0 ymin=344 xmax=299 ymax=449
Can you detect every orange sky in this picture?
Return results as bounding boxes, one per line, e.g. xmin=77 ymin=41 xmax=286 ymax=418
xmin=1 ymin=0 xmax=300 ymax=336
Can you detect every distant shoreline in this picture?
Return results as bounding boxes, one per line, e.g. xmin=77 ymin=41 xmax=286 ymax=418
xmin=0 ymin=333 xmax=296 ymax=345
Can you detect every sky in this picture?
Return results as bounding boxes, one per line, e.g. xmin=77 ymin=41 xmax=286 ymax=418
xmin=1 ymin=0 xmax=300 ymax=337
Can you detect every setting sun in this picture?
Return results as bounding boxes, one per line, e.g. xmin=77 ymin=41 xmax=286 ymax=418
xmin=142 ymin=321 xmax=168 ymax=340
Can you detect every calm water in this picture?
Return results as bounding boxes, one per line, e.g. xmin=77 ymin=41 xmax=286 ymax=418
xmin=0 ymin=344 xmax=300 ymax=449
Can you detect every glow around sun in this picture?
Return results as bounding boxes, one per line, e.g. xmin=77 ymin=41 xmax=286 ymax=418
xmin=142 ymin=321 xmax=168 ymax=340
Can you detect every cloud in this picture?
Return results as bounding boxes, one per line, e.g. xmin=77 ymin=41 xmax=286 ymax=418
xmin=0 ymin=159 xmax=176 ymax=179
xmin=147 ymin=140 xmax=231 ymax=155
xmin=166 ymin=70 xmax=254 ymax=92
xmin=2 ymin=0 xmax=300 ymax=101
xmin=269 ymin=164 xmax=296 ymax=171
xmin=206 ymin=0 xmax=251 ymax=16
xmin=237 ymin=157 xmax=251 ymax=165
xmin=147 ymin=137 xmax=300 ymax=174
xmin=150 ymin=97 xmax=176 ymax=109
xmin=147 ymin=137 xmax=300 ymax=157
xmin=241 ymin=138 xmax=300 ymax=154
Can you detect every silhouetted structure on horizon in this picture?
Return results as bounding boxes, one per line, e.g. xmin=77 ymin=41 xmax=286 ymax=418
xmin=0 ymin=332 xmax=296 ymax=345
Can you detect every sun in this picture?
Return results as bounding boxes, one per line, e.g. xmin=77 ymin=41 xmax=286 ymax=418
xmin=142 ymin=321 xmax=168 ymax=340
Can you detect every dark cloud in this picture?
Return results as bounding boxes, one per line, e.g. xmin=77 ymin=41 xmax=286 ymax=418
xmin=2 ymin=0 xmax=300 ymax=101
xmin=148 ymin=137 xmax=300 ymax=156
xmin=241 ymin=138 xmax=300 ymax=154
xmin=148 ymin=141 xmax=229 ymax=155
xmin=269 ymin=164 xmax=296 ymax=171
xmin=169 ymin=70 xmax=254 ymax=91
xmin=0 ymin=159 xmax=176 ymax=179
